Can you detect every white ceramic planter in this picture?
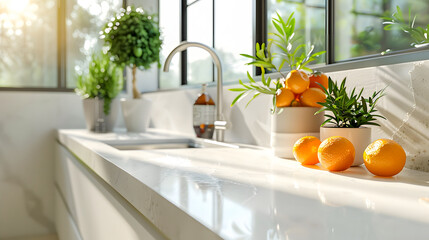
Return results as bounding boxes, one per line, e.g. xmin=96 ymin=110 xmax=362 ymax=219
xmin=320 ymin=126 xmax=371 ymax=166
xmin=83 ymin=98 xmax=119 ymax=133
xmin=121 ymin=98 xmax=152 ymax=132
xmin=271 ymin=107 xmax=324 ymax=159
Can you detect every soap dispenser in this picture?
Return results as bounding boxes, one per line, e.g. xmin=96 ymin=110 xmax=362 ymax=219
xmin=193 ymin=84 xmax=215 ymax=139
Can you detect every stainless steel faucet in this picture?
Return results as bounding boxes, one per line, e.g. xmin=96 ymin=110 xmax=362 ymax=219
xmin=163 ymin=41 xmax=227 ymax=142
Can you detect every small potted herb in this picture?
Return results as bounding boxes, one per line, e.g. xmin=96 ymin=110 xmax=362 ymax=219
xmin=75 ymin=51 xmax=124 ymax=132
xmin=230 ymin=12 xmax=325 ymax=158
xmin=102 ymin=6 xmax=162 ymax=132
xmin=316 ymin=77 xmax=386 ymax=166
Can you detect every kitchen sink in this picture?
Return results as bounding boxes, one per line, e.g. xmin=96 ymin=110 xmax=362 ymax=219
xmin=106 ymin=138 xmax=241 ymax=151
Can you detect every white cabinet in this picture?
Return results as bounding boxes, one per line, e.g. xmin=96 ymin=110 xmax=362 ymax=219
xmin=54 ymin=143 xmax=166 ymax=240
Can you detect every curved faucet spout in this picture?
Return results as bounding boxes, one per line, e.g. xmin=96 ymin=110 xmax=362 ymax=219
xmin=163 ymin=41 xmax=227 ymax=142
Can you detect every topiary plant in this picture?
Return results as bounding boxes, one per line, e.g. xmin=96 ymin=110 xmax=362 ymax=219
xmin=101 ymin=6 xmax=162 ymax=99
xmin=75 ymin=51 xmax=124 ymax=115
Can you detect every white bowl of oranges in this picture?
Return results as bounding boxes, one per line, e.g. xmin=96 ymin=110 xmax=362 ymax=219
xmin=270 ymin=70 xmax=327 ymax=158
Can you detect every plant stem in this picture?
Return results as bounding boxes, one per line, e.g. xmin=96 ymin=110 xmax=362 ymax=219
xmin=132 ymin=65 xmax=141 ymax=99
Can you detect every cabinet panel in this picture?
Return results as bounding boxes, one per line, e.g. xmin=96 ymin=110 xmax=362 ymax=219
xmin=55 ymin=144 xmax=166 ymax=240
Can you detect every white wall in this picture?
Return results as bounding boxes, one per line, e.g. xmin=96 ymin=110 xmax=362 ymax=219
xmin=143 ymin=59 xmax=429 ymax=172
xmin=0 ymin=92 xmax=85 ymax=239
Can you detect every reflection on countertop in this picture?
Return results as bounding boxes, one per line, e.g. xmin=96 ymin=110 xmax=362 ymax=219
xmin=57 ymin=129 xmax=429 ymax=240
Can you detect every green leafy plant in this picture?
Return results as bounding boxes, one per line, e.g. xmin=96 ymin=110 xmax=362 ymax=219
xmin=101 ymin=6 xmax=162 ymax=99
xmin=230 ymin=12 xmax=325 ymax=113
xmin=75 ymin=52 xmax=124 ymax=115
xmin=382 ymin=6 xmax=429 ymax=47
xmin=315 ymin=77 xmax=386 ymax=128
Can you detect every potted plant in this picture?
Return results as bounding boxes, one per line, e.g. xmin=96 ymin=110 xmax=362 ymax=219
xmin=75 ymin=51 xmax=124 ymax=132
xmin=316 ymin=77 xmax=386 ymax=166
xmin=101 ymin=6 xmax=162 ymax=132
xmin=230 ymin=12 xmax=325 ymax=158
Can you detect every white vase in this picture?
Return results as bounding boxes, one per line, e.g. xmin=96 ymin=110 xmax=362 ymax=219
xmin=320 ymin=126 xmax=371 ymax=166
xmin=271 ymin=107 xmax=324 ymax=159
xmin=121 ymin=98 xmax=152 ymax=132
xmin=82 ymin=98 xmax=119 ymax=133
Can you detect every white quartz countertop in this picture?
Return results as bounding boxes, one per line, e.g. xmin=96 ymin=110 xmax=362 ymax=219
xmin=57 ymin=129 xmax=429 ymax=240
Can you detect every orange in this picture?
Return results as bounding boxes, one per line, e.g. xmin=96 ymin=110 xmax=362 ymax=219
xmin=293 ymin=136 xmax=321 ymax=165
xmin=300 ymin=88 xmax=326 ymax=107
xmin=363 ymin=139 xmax=406 ymax=177
xmin=318 ymin=136 xmax=355 ymax=171
xmin=285 ymin=70 xmax=309 ymax=94
xmin=309 ymin=71 xmax=329 ymax=91
xmin=276 ymin=88 xmax=295 ymax=107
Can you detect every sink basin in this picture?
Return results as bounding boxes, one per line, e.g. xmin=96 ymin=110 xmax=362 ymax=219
xmin=107 ymin=138 xmax=241 ymax=151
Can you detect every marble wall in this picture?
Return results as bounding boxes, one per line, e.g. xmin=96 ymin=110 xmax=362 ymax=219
xmin=144 ymin=60 xmax=429 ymax=172
xmin=0 ymin=92 xmax=86 ymax=239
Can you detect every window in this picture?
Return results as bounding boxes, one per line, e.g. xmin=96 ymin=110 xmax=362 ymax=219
xmin=0 ymin=0 xmax=123 ymax=90
xmin=159 ymin=0 xmax=253 ymax=89
xmin=66 ymin=0 xmax=122 ymax=88
xmin=269 ymin=0 xmax=429 ymax=65
xmin=334 ymin=0 xmax=429 ymax=62
xmin=0 ymin=0 xmax=58 ymax=88
xmin=159 ymin=0 xmax=429 ymax=90
xmin=267 ymin=0 xmax=326 ymax=66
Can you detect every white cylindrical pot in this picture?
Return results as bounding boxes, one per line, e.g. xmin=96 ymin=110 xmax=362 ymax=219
xmin=271 ymin=107 xmax=324 ymax=133
xmin=121 ymin=98 xmax=152 ymax=132
xmin=83 ymin=98 xmax=119 ymax=133
xmin=271 ymin=107 xmax=324 ymax=159
xmin=320 ymin=126 xmax=371 ymax=166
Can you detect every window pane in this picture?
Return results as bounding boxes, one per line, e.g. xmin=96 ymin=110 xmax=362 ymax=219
xmin=159 ymin=0 xmax=181 ymax=89
xmin=215 ymin=0 xmax=253 ymax=83
xmin=187 ymin=0 xmax=213 ymax=85
xmin=66 ymin=0 xmax=122 ymax=88
xmin=334 ymin=0 xmax=429 ymax=62
xmin=267 ymin=0 xmax=326 ymax=68
xmin=0 ymin=0 xmax=57 ymax=87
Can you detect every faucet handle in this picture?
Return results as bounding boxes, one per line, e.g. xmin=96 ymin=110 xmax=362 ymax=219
xmin=214 ymin=120 xmax=229 ymax=142
xmin=214 ymin=120 xmax=228 ymax=130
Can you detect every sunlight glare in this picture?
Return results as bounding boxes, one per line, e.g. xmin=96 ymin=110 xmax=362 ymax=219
xmin=4 ymin=0 xmax=30 ymax=13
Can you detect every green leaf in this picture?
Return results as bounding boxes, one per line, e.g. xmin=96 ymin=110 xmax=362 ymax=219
xmin=272 ymin=21 xmax=284 ymax=36
xmin=231 ymin=91 xmax=248 ymax=107
xmin=261 ymin=67 xmax=267 ymax=86
xmin=246 ymin=93 xmax=261 ymax=108
xmin=247 ymin=71 xmax=256 ymax=83
xmin=229 ymin=88 xmax=247 ymax=92
xmin=240 ymin=54 xmax=259 ymax=60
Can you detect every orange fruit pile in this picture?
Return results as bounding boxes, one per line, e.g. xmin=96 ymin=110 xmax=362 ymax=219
xmin=276 ymin=70 xmax=327 ymax=108
xmin=363 ymin=139 xmax=406 ymax=177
